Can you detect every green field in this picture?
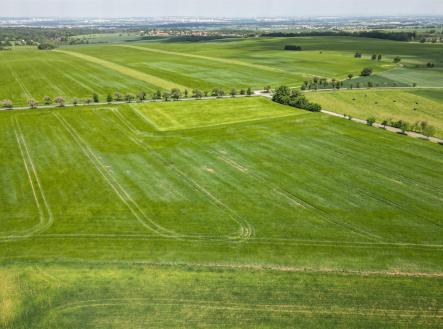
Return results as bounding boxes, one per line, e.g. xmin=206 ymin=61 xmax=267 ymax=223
xmin=2 ymin=36 xmax=442 ymax=106
xmin=1 ymin=97 xmax=443 ymax=328
xmin=308 ymin=88 xmax=443 ymax=137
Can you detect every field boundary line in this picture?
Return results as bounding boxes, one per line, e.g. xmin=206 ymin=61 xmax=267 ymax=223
xmin=54 ymin=49 xmax=189 ymax=90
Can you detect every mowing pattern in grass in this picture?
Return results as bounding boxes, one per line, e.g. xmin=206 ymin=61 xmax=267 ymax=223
xmin=308 ymin=88 xmax=443 ymax=137
xmin=56 ymin=49 xmax=188 ymax=90
xmin=0 ymin=47 xmax=155 ymax=104
xmin=1 ymin=97 xmax=442 ymax=328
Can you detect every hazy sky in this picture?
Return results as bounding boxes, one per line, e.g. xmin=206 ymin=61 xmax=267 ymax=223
xmin=2 ymin=0 xmax=443 ymax=18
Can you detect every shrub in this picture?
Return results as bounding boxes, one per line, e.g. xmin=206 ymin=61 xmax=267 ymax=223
xmin=2 ymin=99 xmax=13 ymax=109
xmin=37 ymin=43 xmax=56 ymax=50
xmin=92 ymin=93 xmax=99 ymax=103
xmin=28 ymin=99 xmax=38 ymax=109
xmin=361 ymin=67 xmax=373 ymax=76
xmin=43 ymin=96 xmax=52 ymax=105
xmin=113 ymin=92 xmax=123 ymax=101
xmin=54 ymin=96 xmax=65 ymax=107
xmin=284 ymin=45 xmax=302 ymax=51
xmin=366 ymin=117 xmax=376 ymax=126
xmin=272 ymin=85 xmax=322 ymax=112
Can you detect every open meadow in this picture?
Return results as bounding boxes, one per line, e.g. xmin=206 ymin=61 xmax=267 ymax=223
xmin=1 ymin=97 xmax=443 ymax=328
xmin=308 ymin=88 xmax=443 ymax=138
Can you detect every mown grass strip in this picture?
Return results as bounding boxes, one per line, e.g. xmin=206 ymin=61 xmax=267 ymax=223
xmin=119 ymin=44 xmax=286 ymax=74
xmin=55 ymin=50 xmax=188 ymax=90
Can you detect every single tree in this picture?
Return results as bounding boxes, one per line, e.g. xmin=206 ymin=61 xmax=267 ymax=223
xmin=54 ymin=96 xmax=65 ymax=107
xmin=72 ymin=98 xmax=79 ymax=106
xmin=366 ymin=117 xmax=376 ymax=126
xmin=184 ymin=89 xmax=189 ymax=98
xmin=171 ymin=88 xmax=182 ymax=101
xmin=153 ymin=90 xmax=162 ymax=100
xmin=114 ymin=92 xmax=123 ymax=101
xmin=371 ymin=54 xmax=377 ymax=60
xmin=162 ymin=91 xmax=171 ymax=101
xmin=92 ymin=93 xmax=99 ymax=103
xmin=246 ymin=87 xmax=253 ymax=96
xmin=106 ymin=94 xmax=113 ymax=103
xmin=137 ymin=91 xmax=146 ymax=102
xmin=2 ymin=99 xmax=13 ymax=109
xmin=381 ymin=119 xmax=388 ymax=129
xmin=361 ymin=67 xmax=373 ymax=77
xmin=348 ymin=73 xmax=354 ymax=80
xmin=28 ymin=99 xmax=38 ymax=109
xmin=43 ymin=96 xmax=52 ymax=105
xmin=377 ymin=54 xmax=382 ymax=61
xmin=393 ymin=56 xmax=401 ymax=63
xmin=264 ymin=85 xmax=272 ymax=93
xmin=192 ymin=89 xmax=203 ymax=99
xmin=240 ymin=89 xmax=246 ymax=96
xmin=84 ymin=98 xmax=93 ymax=105
xmin=125 ymin=93 xmax=135 ymax=103
xmin=230 ymin=88 xmax=237 ymax=97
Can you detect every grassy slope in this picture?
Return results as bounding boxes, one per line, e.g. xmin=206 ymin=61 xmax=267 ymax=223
xmin=307 ymin=89 xmax=443 ymax=137
xmin=1 ymin=97 xmax=442 ymax=328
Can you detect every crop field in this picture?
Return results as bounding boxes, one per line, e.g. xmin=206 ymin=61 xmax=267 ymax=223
xmin=1 ymin=97 xmax=442 ymax=328
xmin=308 ymin=88 xmax=443 ymax=137
xmin=2 ymin=36 xmax=442 ymax=106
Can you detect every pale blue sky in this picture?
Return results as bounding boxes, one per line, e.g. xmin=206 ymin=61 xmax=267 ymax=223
xmin=2 ymin=0 xmax=443 ymax=18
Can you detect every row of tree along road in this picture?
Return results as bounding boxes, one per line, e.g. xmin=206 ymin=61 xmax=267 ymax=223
xmin=1 ymin=87 xmax=260 ymax=110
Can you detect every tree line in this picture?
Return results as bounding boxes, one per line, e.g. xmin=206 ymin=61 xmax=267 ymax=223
xmin=263 ymin=30 xmax=417 ymax=42
xmin=360 ymin=117 xmax=437 ymax=138
xmin=1 ymin=87 xmax=258 ymax=109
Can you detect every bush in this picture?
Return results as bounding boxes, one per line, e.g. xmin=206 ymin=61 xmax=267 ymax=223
xmin=92 ymin=93 xmax=99 ymax=103
xmin=28 ymin=99 xmax=38 ymax=109
xmin=37 ymin=43 xmax=56 ymax=50
xmin=272 ymin=86 xmax=322 ymax=112
xmin=2 ymin=99 xmax=13 ymax=109
xmin=366 ymin=117 xmax=376 ymax=126
xmin=284 ymin=45 xmax=302 ymax=51
xmin=361 ymin=67 xmax=373 ymax=76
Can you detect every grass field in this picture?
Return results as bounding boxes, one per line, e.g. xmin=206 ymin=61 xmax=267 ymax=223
xmin=2 ymin=36 xmax=442 ymax=106
xmin=1 ymin=97 xmax=443 ymax=328
xmin=307 ymin=88 xmax=443 ymax=137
